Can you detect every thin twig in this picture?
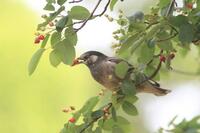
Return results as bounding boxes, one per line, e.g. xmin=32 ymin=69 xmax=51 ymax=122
xmin=75 ymin=0 xmax=103 ymax=32
xmin=69 ymin=0 xmax=83 ymax=3
xmin=149 ymin=60 xmax=162 ymax=79
xmin=166 ymin=0 xmax=175 ymax=17
xmin=79 ymin=102 xmax=113 ymax=133
xmin=93 ymin=0 xmax=111 ymax=18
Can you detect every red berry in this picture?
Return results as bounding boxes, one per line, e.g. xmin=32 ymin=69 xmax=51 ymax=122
xmin=159 ymin=55 xmax=166 ymax=62
xmin=169 ymin=53 xmax=175 ymax=59
xmin=34 ymin=37 xmax=40 ymax=44
xmin=186 ymin=3 xmax=193 ymax=9
xmin=69 ymin=117 xmax=76 ymax=123
xmin=38 ymin=35 xmax=45 ymax=40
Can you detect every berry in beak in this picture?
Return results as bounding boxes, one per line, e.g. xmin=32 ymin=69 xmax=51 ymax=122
xmin=71 ymin=58 xmax=84 ymax=66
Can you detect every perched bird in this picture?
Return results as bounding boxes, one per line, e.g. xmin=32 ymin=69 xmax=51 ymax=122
xmin=72 ymin=51 xmax=171 ymax=96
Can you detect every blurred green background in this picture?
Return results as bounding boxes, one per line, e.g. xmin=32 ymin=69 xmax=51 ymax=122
xmin=0 ymin=1 xmax=101 ymax=133
xmin=1 ymin=1 xmax=200 ymax=133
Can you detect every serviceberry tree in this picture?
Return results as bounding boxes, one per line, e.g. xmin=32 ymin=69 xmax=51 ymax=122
xmin=29 ymin=0 xmax=200 ymax=132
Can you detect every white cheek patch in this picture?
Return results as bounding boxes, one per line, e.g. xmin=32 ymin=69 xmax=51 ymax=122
xmin=90 ymin=55 xmax=98 ymax=63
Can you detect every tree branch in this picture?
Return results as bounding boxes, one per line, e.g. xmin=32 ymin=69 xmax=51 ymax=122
xmin=69 ymin=0 xmax=83 ymax=3
xmin=75 ymin=0 xmax=103 ymax=32
xmin=79 ymin=102 xmax=113 ymax=133
xmin=74 ymin=0 xmax=111 ymax=32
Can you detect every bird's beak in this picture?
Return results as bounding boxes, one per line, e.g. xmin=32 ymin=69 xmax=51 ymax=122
xmin=71 ymin=57 xmax=84 ymax=66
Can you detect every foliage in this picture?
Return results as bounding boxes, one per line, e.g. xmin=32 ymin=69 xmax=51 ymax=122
xmin=29 ymin=0 xmax=200 ymax=132
xmin=158 ymin=115 xmax=200 ymax=133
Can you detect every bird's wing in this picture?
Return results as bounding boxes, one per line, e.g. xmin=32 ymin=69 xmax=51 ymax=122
xmin=106 ymin=57 xmax=134 ymax=72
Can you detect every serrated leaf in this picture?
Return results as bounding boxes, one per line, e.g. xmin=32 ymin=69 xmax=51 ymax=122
xmin=44 ymin=3 xmax=55 ymax=11
xmin=41 ymin=34 xmax=50 ymax=48
xmin=112 ymin=125 xmax=124 ymax=133
xmin=115 ymin=61 xmax=129 ymax=79
xmin=49 ymin=50 xmax=61 ymax=67
xmin=122 ymin=101 xmax=138 ymax=116
xmin=70 ymin=6 xmax=90 ymax=20
xmin=56 ymin=16 xmax=68 ymax=32
xmin=54 ymin=40 xmax=75 ymax=65
xmin=57 ymin=0 xmax=67 ymax=5
xmin=28 ymin=48 xmax=45 ymax=75
xmin=51 ymin=32 xmax=61 ymax=48
xmin=110 ymin=0 xmax=118 ymax=11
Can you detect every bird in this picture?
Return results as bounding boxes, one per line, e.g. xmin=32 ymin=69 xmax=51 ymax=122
xmin=72 ymin=51 xmax=171 ymax=96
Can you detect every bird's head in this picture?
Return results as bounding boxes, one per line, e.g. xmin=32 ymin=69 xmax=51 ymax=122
xmin=72 ymin=51 xmax=107 ymax=66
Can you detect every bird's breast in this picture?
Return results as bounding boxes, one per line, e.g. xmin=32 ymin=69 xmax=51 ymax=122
xmin=89 ymin=63 xmax=122 ymax=91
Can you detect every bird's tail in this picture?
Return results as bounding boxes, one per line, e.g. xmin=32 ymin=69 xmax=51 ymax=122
xmin=138 ymin=82 xmax=171 ymax=96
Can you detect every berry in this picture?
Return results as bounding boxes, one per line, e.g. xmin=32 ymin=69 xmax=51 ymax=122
xmin=159 ymin=55 xmax=166 ymax=62
xmin=34 ymin=37 xmax=40 ymax=44
xmin=38 ymin=35 xmax=45 ymax=40
xmin=69 ymin=117 xmax=76 ymax=123
xmin=169 ymin=53 xmax=175 ymax=59
xmin=49 ymin=22 xmax=54 ymax=27
xmin=186 ymin=3 xmax=193 ymax=9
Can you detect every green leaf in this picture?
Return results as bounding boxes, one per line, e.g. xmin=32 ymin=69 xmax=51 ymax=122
xmin=102 ymin=118 xmax=115 ymax=131
xmin=122 ymin=101 xmax=138 ymax=116
xmin=111 ymin=107 xmax=117 ymax=122
xmin=116 ymin=116 xmax=130 ymax=125
xmin=124 ymin=95 xmax=138 ymax=104
xmin=138 ymin=43 xmax=155 ymax=64
xmin=91 ymin=110 xmax=104 ymax=119
xmin=120 ymin=80 xmax=136 ymax=96
xmin=158 ymin=40 xmax=173 ymax=51
xmin=28 ymin=48 xmax=45 ymax=75
xmin=54 ymin=40 xmax=75 ymax=65
xmin=80 ymin=96 xmax=99 ymax=115
xmin=115 ymin=61 xmax=129 ymax=79
xmin=51 ymin=32 xmax=61 ymax=48
xmin=64 ymin=28 xmax=78 ymax=46
xmin=179 ymin=23 xmax=194 ymax=44
xmin=56 ymin=16 xmax=68 ymax=32
xmin=159 ymin=0 xmax=170 ymax=8
xmin=49 ymin=50 xmax=61 ymax=67
xmin=41 ymin=34 xmax=50 ymax=48
xmin=118 ymin=33 xmax=139 ymax=54
xmin=169 ymin=15 xmax=188 ymax=27
xmin=44 ymin=3 xmax=55 ymax=11
xmin=57 ymin=0 xmax=67 ymax=5
xmin=110 ymin=0 xmax=118 ymax=11
xmin=70 ymin=6 xmax=90 ymax=20
xmin=46 ymin=0 xmax=56 ymax=3
xmin=94 ymin=127 xmax=102 ymax=133
xmin=112 ymin=125 xmax=124 ymax=133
